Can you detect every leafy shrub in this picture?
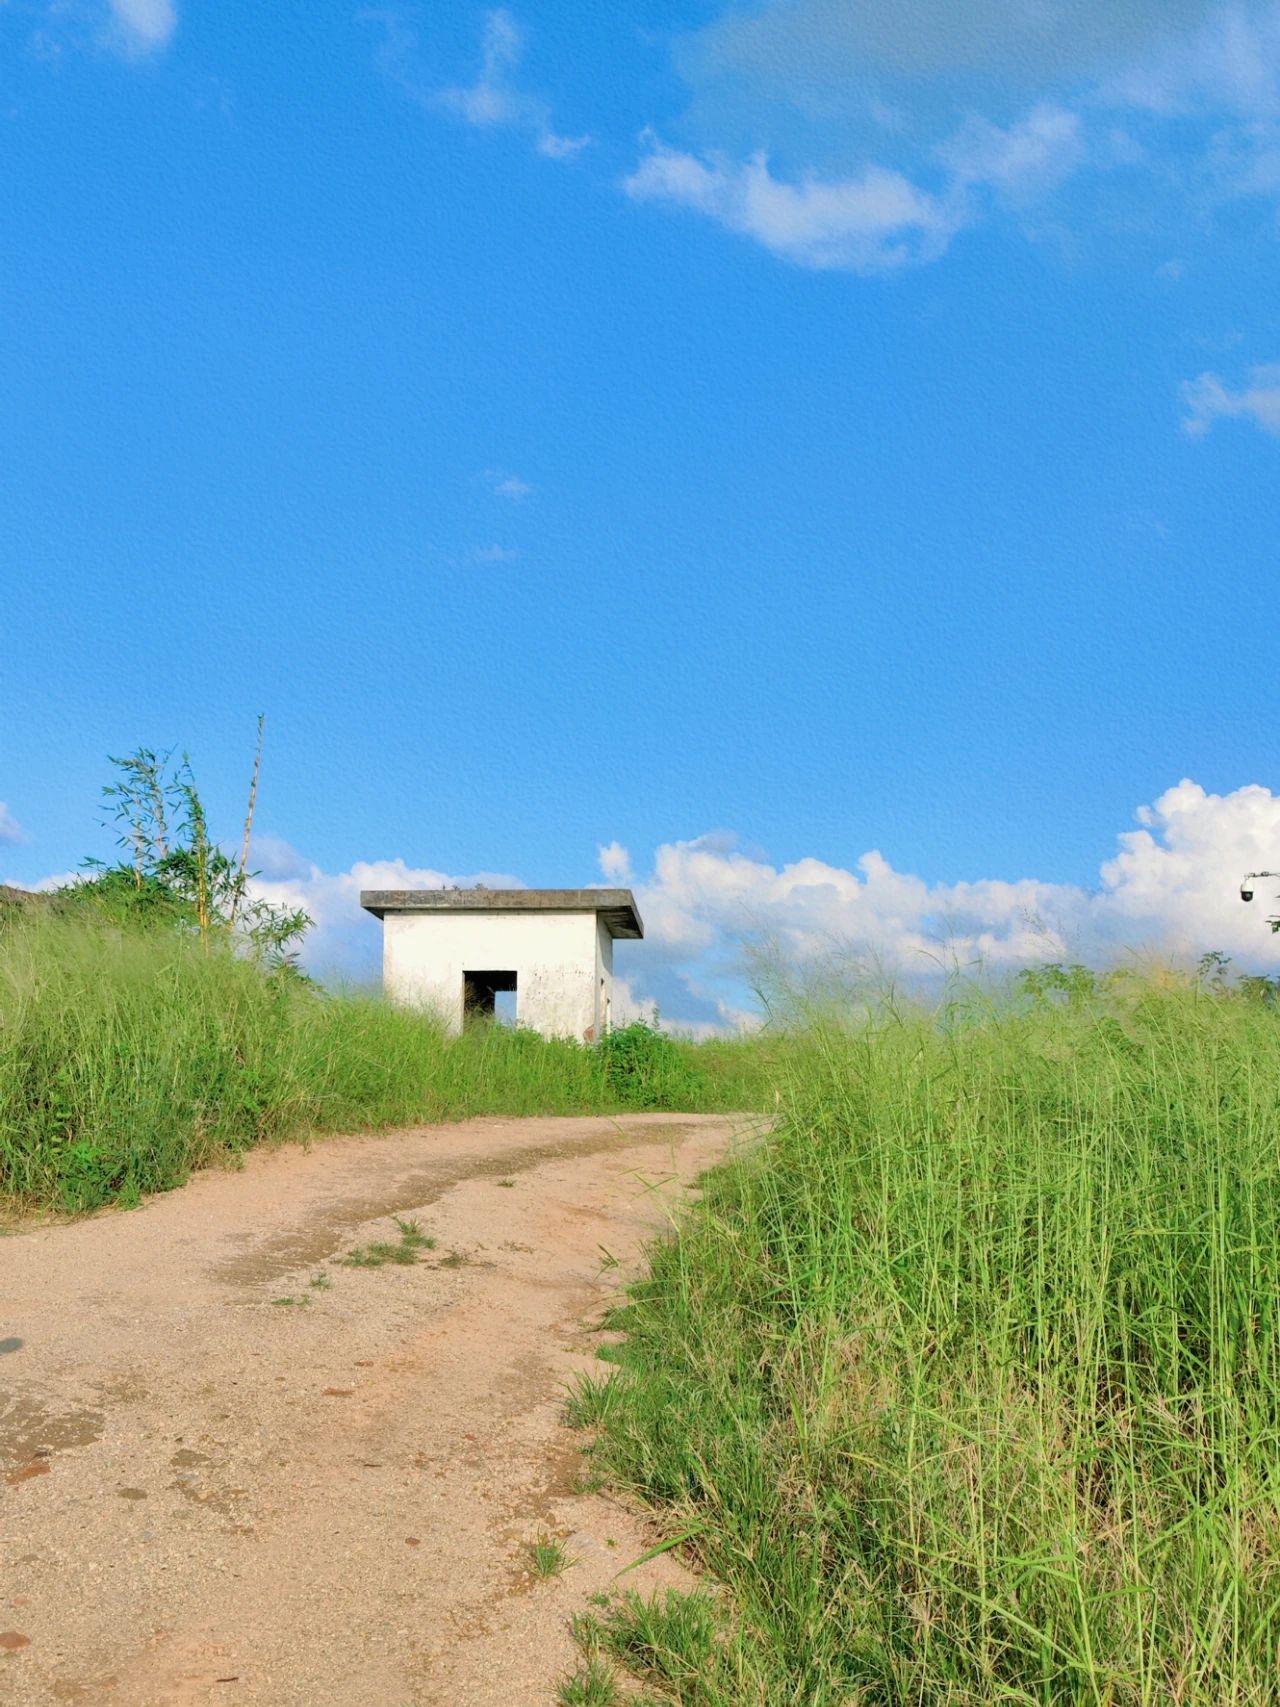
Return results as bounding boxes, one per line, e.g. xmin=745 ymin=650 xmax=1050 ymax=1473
xmin=593 ymin=1021 xmax=704 ymax=1109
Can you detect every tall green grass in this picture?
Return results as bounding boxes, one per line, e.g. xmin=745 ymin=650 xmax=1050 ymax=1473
xmin=581 ymin=977 xmax=1280 ymax=1705
xmin=0 ymin=914 xmax=770 ymax=1213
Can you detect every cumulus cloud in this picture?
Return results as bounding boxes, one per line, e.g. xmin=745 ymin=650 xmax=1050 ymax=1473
xmin=597 ymin=840 xmax=633 ymax=882
xmin=629 ymin=783 xmax=1280 ymax=1008
xmin=0 ymin=804 xmax=26 ymax=846
xmin=624 ymin=140 xmax=964 ymax=271
xmin=436 ymin=9 xmax=589 ymax=160
xmin=106 ymin=0 xmax=177 ymax=54
xmin=1182 ymin=363 xmax=1280 ymax=436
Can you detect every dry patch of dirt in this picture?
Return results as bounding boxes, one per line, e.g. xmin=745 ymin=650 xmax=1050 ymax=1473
xmin=0 ymin=1112 xmax=752 ymax=1705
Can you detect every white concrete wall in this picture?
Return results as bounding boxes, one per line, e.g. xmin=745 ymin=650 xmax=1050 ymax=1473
xmin=382 ymin=909 xmax=613 ymax=1041
xmin=595 ymin=917 xmax=614 ymax=1036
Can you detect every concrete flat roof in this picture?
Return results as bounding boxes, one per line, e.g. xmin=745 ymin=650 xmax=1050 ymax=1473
xmin=359 ymin=886 xmax=643 ymax=939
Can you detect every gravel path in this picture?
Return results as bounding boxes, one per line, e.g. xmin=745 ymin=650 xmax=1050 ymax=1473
xmin=0 ymin=1112 xmax=748 ymax=1705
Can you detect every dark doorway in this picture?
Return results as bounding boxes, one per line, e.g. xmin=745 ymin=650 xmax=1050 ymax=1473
xmin=463 ymin=970 xmax=517 ymax=1023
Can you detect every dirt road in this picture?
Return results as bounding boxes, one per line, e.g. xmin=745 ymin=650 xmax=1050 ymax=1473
xmin=0 ymin=1112 xmax=747 ymax=1705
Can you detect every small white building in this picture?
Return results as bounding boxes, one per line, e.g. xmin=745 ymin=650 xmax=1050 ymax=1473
xmin=359 ymin=887 xmax=644 ymax=1042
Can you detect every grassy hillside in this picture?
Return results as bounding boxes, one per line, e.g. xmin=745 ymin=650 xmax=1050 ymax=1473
xmin=570 ymin=976 xmax=1280 ymax=1705
xmin=0 ymin=913 xmax=770 ymax=1213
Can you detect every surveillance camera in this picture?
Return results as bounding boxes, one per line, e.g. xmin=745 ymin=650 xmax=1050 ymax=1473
xmin=1240 ymin=872 xmax=1279 ymax=906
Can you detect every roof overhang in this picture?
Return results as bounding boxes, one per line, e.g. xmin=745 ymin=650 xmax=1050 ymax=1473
xmin=359 ymin=886 xmax=643 ymax=939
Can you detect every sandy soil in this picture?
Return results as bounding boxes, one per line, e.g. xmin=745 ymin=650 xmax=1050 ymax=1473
xmin=0 ymin=1112 xmax=750 ymax=1705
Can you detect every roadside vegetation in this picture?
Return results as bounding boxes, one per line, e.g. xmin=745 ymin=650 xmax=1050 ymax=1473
xmin=0 ymin=911 xmax=773 ymax=1213
xmin=571 ymin=967 xmax=1280 ymax=1705
xmin=0 ymin=737 xmax=773 ymax=1213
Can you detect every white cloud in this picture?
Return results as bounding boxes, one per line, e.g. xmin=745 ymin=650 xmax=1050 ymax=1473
xmin=106 ymin=0 xmax=177 ymax=54
xmin=536 ymin=129 xmax=591 ymax=161
xmin=0 ymin=871 xmax=80 ymax=895
xmin=939 ymin=102 xmax=1086 ymax=202
xmin=624 ymin=140 xmax=964 ymax=271
xmin=1095 ymin=780 xmax=1280 ymax=952
xmin=243 ymin=841 xmax=763 ymax=1031
xmin=623 ymin=98 xmax=1090 ymax=271
xmin=597 ymin=840 xmax=632 ymax=882
xmin=1095 ymin=5 xmax=1280 ymax=209
xmin=630 ymin=3 xmax=1280 ymax=270
xmin=628 ymin=782 xmax=1280 ymax=1002
xmin=489 ymin=472 xmax=533 ymax=500
xmin=0 ymin=804 xmax=26 ymax=846
xmin=610 ymin=970 xmax=758 ymax=1038
xmin=1104 ymin=4 xmax=1280 ymax=119
xmin=1182 ymin=363 xmax=1280 ymax=435
xmin=437 ymin=9 xmax=590 ymax=160
xmin=439 ymin=7 xmax=523 ymax=127
xmin=472 ymin=543 xmax=519 ymax=564
xmin=358 ymin=2 xmax=1280 ymax=277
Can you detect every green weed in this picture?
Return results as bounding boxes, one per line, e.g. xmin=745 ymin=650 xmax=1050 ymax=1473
xmin=563 ymin=1372 xmax=623 ymax=1429
xmin=595 ymin=1021 xmax=703 ymax=1110
xmin=556 ymin=1657 xmax=619 ymax=1707
xmin=341 ymin=1218 xmax=436 ymax=1268
xmin=586 ymin=1591 xmax=726 ymax=1694
xmin=526 ymin=1533 xmax=574 ymax=1580
xmin=393 ymin=1217 xmax=433 ymax=1249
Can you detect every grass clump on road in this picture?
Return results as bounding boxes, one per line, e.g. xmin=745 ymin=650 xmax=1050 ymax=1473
xmin=526 ymin=1533 xmax=574 ymax=1580
xmin=340 ymin=1218 xmax=436 ymax=1268
xmin=581 ymin=975 xmax=1280 ymax=1705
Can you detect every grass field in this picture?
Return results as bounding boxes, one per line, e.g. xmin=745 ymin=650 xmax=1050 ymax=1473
xmin=571 ymin=975 xmax=1280 ymax=1705
xmin=0 ymin=912 xmax=771 ymax=1213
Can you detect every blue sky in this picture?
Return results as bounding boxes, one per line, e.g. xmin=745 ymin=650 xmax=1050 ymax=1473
xmin=3 ymin=0 xmax=1280 ymax=1025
